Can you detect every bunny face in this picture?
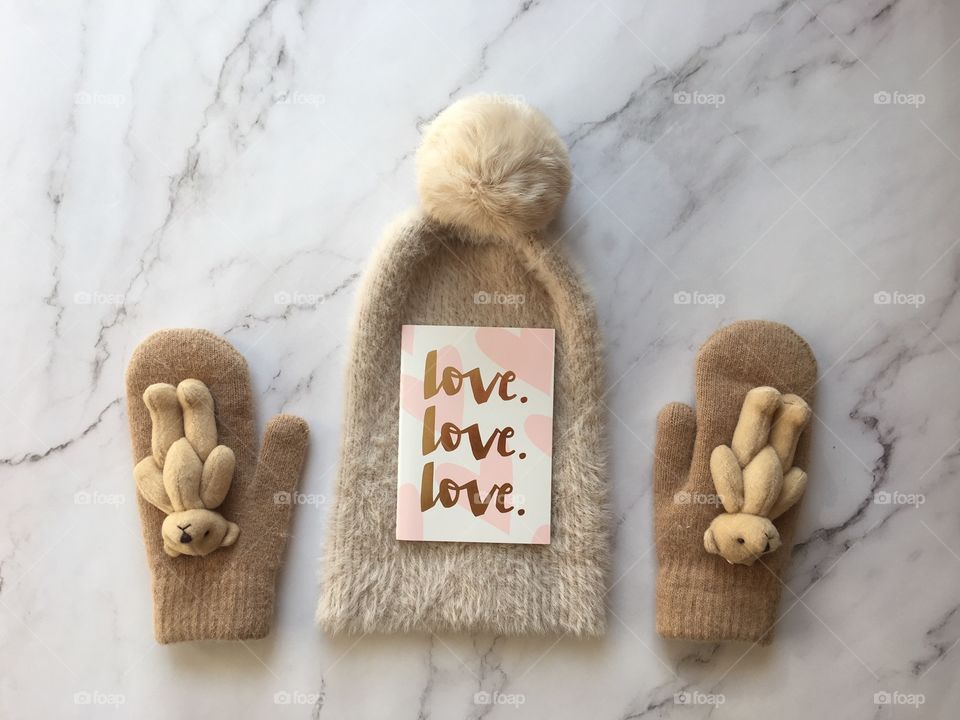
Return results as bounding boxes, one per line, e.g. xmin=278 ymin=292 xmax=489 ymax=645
xmin=703 ymin=386 xmax=811 ymax=565
xmin=704 ymin=513 xmax=780 ymax=566
xmin=161 ymin=509 xmax=240 ymax=557
xmin=135 ymin=380 xmax=241 ymax=559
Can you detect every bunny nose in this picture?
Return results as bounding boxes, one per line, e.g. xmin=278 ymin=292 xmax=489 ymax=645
xmin=763 ymin=540 xmax=771 ymax=553
xmin=177 ymin=524 xmax=193 ymax=544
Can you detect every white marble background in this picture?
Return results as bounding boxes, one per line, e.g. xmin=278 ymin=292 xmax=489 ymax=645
xmin=2 ymin=0 xmax=959 ymax=717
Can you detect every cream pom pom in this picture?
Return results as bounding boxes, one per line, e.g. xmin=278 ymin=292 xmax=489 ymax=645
xmin=416 ymin=95 xmax=571 ymax=241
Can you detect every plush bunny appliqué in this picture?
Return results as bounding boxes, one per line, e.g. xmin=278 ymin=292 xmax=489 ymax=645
xmin=704 ymin=386 xmax=812 ymax=566
xmin=133 ymin=379 xmax=240 ymax=557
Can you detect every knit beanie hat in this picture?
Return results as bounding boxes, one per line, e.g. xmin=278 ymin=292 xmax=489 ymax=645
xmin=317 ymin=95 xmax=609 ymax=636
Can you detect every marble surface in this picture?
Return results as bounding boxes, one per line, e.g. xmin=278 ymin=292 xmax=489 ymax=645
xmin=2 ymin=0 xmax=959 ymax=717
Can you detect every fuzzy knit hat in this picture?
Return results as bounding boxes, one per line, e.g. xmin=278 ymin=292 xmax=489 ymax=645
xmin=317 ymin=96 xmax=609 ymax=636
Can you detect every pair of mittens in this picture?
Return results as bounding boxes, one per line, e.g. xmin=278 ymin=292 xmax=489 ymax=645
xmin=126 ymin=329 xmax=309 ymax=643
xmin=653 ymin=320 xmax=817 ymax=644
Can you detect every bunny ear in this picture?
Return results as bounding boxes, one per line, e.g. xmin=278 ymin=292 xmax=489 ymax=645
xmin=709 ymin=445 xmax=744 ymax=513
xmin=163 ymin=438 xmax=204 ymax=511
xmin=134 ymin=457 xmax=174 ymax=514
xmin=769 ymin=467 xmax=808 ymax=520
xmin=143 ymin=383 xmax=184 ymax=467
xmin=731 ymin=386 xmax=782 ymax=466
xmin=741 ymin=446 xmax=784 ymax=516
xmin=769 ymin=394 xmax=812 ymax=469
xmin=177 ymin=380 xmax=218 ymax=462
xmin=200 ymin=445 xmax=235 ymax=509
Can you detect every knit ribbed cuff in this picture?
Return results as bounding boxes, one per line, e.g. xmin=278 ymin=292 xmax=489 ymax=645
xmin=152 ymin=572 xmax=275 ymax=643
xmin=655 ymin=558 xmax=783 ymax=645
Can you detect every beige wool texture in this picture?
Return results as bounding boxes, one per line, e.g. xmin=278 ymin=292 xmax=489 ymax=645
xmin=654 ymin=320 xmax=817 ymax=644
xmin=126 ymin=329 xmax=309 ymax=643
xmin=317 ymin=96 xmax=609 ymax=636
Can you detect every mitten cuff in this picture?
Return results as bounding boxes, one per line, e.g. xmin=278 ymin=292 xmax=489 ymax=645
xmin=151 ymin=569 xmax=276 ymax=643
xmin=655 ymin=558 xmax=783 ymax=644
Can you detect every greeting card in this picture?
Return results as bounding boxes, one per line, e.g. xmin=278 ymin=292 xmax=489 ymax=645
xmin=396 ymin=324 xmax=556 ymax=544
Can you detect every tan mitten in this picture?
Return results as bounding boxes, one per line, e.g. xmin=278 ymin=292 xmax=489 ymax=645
xmin=126 ymin=329 xmax=309 ymax=643
xmin=653 ymin=320 xmax=816 ymax=644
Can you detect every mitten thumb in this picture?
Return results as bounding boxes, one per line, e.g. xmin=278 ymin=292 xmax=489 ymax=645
xmin=254 ymin=414 xmax=310 ymax=502
xmin=654 ymin=402 xmax=696 ymax=507
xmin=239 ymin=414 xmax=309 ymax=573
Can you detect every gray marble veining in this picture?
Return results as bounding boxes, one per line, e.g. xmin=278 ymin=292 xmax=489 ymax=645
xmin=2 ymin=0 xmax=959 ymax=717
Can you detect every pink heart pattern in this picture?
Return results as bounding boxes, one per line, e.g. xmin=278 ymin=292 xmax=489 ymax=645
xmin=476 ymin=327 xmax=555 ymax=396
xmin=396 ymin=325 xmax=555 ymax=545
